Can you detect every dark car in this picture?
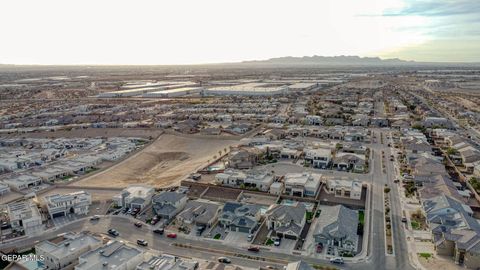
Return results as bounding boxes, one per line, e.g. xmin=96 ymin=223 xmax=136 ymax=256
xmin=137 ymin=239 xmax=148 ymax=246
xmin=108 ymin=229 xmax=119 ymax=236
xmin=153 ymin=228 xmax=164 ymax=234
xmin=247 ymin=246 xmax=260 ymax=252
xmin=218 ymin=257 xmax=231 ymax=264
xmin=134 ymin=222 xmax=143 ymax=228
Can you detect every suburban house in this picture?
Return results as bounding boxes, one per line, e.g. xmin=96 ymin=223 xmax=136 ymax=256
xmin=152 ymin=191 xmax=188 ymax=221
xmin=284 ymin=172 xmax=322 ymax=197
xmin=313 ymin=205 xmax=359 ymax=256
xmin=44 ymin=191 xmax=92 ymax=219
xmin=228 ymin=148 xmax=260 ymax=169
xmin=0 ymin=183 xmax=11 ymax=195
xmin=304 ymin=148 xmax=332 ymax=169
xmin=75 ymin=241 xmax=144 ymax=270
xmin=2 ymin=174 xmax=42 ymax=191
xmin=423 ymin=194 xmax=480 ymax=268
xmin=215 ymin=169 xmax=274 ymax=192
xmin=218 ymin=202 xmax=262 ymax=233
xmin=332 ymin=153 xmax=366 ymax=173
xmin=36 ymin=232 xmax=102 ymax=270
xmin=265 ymin=204 xmax=306 ymax=240
xmin=176 ymin=199 xmax=222 ymax=228
xmin=113 ymin=185 xmax=155 ymax=211
xmin=325 ymin=179 xmax=362 ymax=200
xmin=7 ymin=199 xmax=43 ymax=235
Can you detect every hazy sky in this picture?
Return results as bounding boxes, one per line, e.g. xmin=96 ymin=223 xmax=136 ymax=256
xmin=1 ymin=0 xmax=479 ymax=64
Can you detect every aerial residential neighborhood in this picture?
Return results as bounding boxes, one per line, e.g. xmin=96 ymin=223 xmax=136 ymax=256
xmin=2 ymin=65 xmax=480 ymax=270
xmin=1 ymin=1 xmax=480 ymax=270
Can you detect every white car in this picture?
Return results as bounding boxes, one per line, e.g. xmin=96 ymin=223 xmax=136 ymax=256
xmin=273 ymin=238 xmax=281 ymax=246
xmin=90 ymin=215 xmax=100 ymax=221
xmin=329 ymin=257 xmax=344 ymax=264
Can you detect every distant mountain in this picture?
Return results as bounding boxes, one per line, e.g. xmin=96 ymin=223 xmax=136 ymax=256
xmin=240 ymin=55 xmax=415 ymax=66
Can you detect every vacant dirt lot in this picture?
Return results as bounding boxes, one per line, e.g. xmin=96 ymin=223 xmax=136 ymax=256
xmin=6 ymin=128 xmax=163 ymax=139
xmin=74 ymin=134 xmax=238 ymax=188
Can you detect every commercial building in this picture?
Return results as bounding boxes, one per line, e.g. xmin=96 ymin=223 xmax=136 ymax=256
xmin=36 ymin=232 xmax=102 ymax=270
xmin=44 ymin=191 xmax=92 ymax=219
xmin=141 ymin=87 xmax=204 ymax=98
xmin=207 ymin=83 xmax=289 ymax=96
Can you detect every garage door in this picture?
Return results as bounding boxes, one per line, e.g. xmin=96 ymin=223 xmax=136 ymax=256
xmin=52 ymin=212 xmax=65 ymax=218
xmin=284 ymin=233 xmax=297 ymax=240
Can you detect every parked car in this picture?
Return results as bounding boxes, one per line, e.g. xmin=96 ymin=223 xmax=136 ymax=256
xmin=134 ymin=222 xmax=142 ymax=228
xmin=265 ymin=266 xmax=277 ymax=270
xmin=316 ymin=244 xmax=323 ymax=253
xmin=107 ymin=229 xmax=119 ymax=236
xmin=136 ymin=239 xmax=148 ymax=246
xmin=330 ymin=257 xmax=344 ymax=264
xmin=196 ymin=225 xmax=206 ymax=236
xmin=401 ymin=217 xmax=407 ymax=223
xmin=218 ymin=257 xmax=231 ymax=264
xmin=167 ymin=233 xmax=177 ymax=238
xmin=247 ymin=234 xmax=253 ymax=242
xmin=90 ymin=215 xmax=100 ymax=221
xmin=153 ymin=228 xmax=164 ymax=234
xmin=273 ymin=238 xmax=281 ymax=246
xmin=247 ymin=246 xmax=260 ymax=252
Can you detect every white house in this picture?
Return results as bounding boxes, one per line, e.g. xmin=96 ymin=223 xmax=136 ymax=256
xmin=326 ymin=179 xmax=362 ymax=200
xmin=284 ymin=172 xmax=322 ymax=197
xmin=44 ymin=191 xmax=92 ymax=219
xmin=113 ymin=185 xmax=155 ymax=210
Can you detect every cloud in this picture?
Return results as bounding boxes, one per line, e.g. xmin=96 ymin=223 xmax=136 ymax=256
xmin=383 ymin=0 xmax=480 ymax=17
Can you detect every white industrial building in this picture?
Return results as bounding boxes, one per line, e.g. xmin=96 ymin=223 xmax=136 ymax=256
xmin=98 ymin=81 xmax=198 ymax=98
xmin=288 ymin=82 xmax=319 ymax=92
xmin=141 ymin=87 xmax=204 ymax=98
xmin=44 ymin=191 xmax=92 ymax=219
xmin=207 ymin=83 xmax=289 ymax=96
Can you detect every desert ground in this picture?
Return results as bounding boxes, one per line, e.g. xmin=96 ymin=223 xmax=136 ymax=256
xmin=73 ymin=133 xmax=238 ymax=188
xmin=6 ymin=128 xmax=164 ymax=139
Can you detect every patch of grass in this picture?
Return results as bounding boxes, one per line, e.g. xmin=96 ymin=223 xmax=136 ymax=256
xmin=358 ymin=210 xmax=365 ymax=225
xmin=306 ymin=211 xmax=314 ymax=221
xmin=411 ymin=221 xmax=420 ymax=230
xmin=265 ymin=238 xmax=274 ymax=246
xmin=419 ymin=253 xmax=432 ymax=259
xmin=213 ymin=233 xmax=221 ymax=240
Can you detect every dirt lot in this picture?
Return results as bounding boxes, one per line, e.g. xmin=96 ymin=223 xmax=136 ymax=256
xmin=38 ymin=187 xmax=119 ymax=203
xmin=74 ymin=134 xmax=238 ymax=188
xmin=7 ymin=128 xmax=164 ymax=139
